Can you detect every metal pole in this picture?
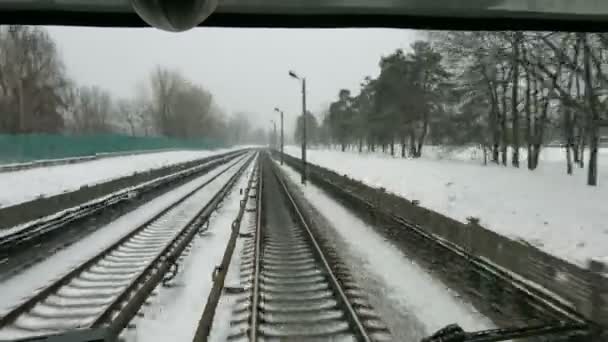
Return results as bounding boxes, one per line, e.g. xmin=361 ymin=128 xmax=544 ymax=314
xmin=280 ymin=111 xmax=284 ymax=165
xmin=301 ymin=78 xmax=307 ymax=184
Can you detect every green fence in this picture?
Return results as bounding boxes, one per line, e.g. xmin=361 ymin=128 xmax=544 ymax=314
xmin=0 ymin=134 xmax=224 ymax=164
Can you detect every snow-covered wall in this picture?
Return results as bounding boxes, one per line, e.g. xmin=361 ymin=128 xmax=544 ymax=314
xmin=285 ymin=145 xmax=608 ymax=268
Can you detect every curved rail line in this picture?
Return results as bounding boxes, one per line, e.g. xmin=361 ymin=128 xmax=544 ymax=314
xmin=228 ymin=154 xmax=391 ymax=341
xmin=0 ymin=152 xmax=255 ymax=341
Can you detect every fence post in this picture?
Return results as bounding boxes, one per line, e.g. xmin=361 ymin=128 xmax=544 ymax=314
xmin=588 ymin=259 xmax=607 ymax=341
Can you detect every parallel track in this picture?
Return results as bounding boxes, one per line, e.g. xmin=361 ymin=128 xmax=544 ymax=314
xmin=0 ymin=152 xmax=255 ymax=341
xmin=0 ymin=150 xmax=245 ymax=259
xmin=228 ymin=154 xmax=391 ymax=341
xmin=191 ymin=156 xmax=261 ymax=342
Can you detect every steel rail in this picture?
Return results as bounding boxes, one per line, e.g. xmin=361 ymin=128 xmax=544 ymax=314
xmin=0 ymin=153 xmax=251 ymax=334
xmin=97 ymin=153 xmax=256 ymax=339
xmin=192 ymin=153 xmax=260 ymax=341
xmin=248 ymin=154 xmax=263 ymax=342
xmin=251 ymin=155 xmax=373 ymax=342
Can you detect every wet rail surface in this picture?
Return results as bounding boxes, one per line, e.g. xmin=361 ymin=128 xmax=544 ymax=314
xmin=0 ymin=152 xmax=255 ymax=341
xmin=228 ymin=154 xmax=391 ymax=341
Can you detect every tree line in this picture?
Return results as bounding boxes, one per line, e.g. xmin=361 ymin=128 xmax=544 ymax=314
xmin=0 ymin=25 xmax=263 ymax=145
xmin=307 ymin=32 xmax=608 ymax=186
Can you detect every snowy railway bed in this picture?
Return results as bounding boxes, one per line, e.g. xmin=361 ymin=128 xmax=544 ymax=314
xmin=276 ymin=151 xmax=602 ymax=341
xmin=0 ymin=149 xmax=245 ymax=230
xmin=205 ymin=153 xmax=392 ymax=341
xmin=0 ymin=152 xmax=256 ymax=341
xmin=0 ymin=150 xmax=247 ymax=279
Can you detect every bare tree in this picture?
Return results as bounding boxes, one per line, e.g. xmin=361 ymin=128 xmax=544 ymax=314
xmin=511 ymin=32 xmax=522 ymax=167
xmin=116 ymin=99 xmax=138 ymax=136
xmin=149 ymin=65 xmax=183 ymax=136
xmin=0 ymin=26 xmax=68 ymax=133
xmin=72 ymin=85 xmax=112 ymax=134
xmin=133 ymin=81 xmax=154 ymax=136
xmin=581 ymin=33 xmax=600 ymax=185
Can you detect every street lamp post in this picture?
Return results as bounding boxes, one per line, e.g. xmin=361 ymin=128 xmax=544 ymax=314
xmin=289 ymin=70 xmax=307 ymax=184
xmin=274 ymin=107 xmax=284 ymax=165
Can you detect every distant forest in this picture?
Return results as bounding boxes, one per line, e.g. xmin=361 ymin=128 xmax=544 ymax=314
xmin=0 ymin=26 xmax=265 ymax=145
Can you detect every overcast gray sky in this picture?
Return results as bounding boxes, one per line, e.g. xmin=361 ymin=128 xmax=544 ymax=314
xmin=47 ymin=27 xmax=418 ymax=131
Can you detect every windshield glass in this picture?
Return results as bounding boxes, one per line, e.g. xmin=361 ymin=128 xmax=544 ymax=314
xmin=0 ymin=25 xmax=605 ymax=342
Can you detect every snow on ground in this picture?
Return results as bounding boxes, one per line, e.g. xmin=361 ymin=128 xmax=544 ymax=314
xmin=207 ymin=205 xmax=255 ymax=342
xmin=279 ymin=163 xmax=495 ymax=340
xmin=0 ymin=157 xmax=247 ymax=317
xmin=327 ymin=144 xmax=605 ymax=165
xmin=285 ymin=145 xmax=608 ymax=268
xmin=0 ymin=148 xmax=240 ymax=208
xmin=120 ymin=161 xmax=255 ymax=342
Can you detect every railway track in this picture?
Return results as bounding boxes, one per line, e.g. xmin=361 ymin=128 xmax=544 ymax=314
xmin=0 ymin=151 xmax=246 ymax=279
xmin=0 ymin=152 xmax=256 ymax=341
xmin=228 ymin=154 xmax=391 ymax=341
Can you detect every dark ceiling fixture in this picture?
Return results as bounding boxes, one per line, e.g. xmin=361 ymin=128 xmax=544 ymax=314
xmin=131 ymin=0 xmax=218 ymax=32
